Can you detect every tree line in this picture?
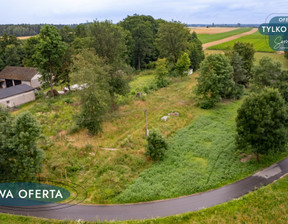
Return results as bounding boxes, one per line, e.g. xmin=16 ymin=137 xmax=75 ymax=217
xmin=0 ymin=14 xmax=205 ymax=178
xmin=0 ymin=24 xmax=77 ymax=37
xmin=195 ymin=41 xmax=288 ymax=162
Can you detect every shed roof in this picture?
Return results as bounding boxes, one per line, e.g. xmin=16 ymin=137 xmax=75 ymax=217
xmin=0 ymin=84 xmax=34 ymax=100
xmin=0 ymin=66 xmax=38 ymax=81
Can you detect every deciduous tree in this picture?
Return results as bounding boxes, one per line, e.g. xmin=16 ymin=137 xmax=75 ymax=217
xmin=175 ymin=52 xmax=191 ymax=77
xmin=34 ymin=25 xmax=67 ymax=97
xmin=89 ymin=20 xmax=128 ymax=65
xmin=155 ymin=58 xmax=169 ymax=88
xmin=252 ymin=56 xmax=282 ymax=91
xmin=156 ymin=21 xmax=190 ymax=64
xmin=236 ymin=88 xmax=288 ymax=161
xmin=120 ymin=15 xmax=157 ymax=70
xmin=146 ymin=129 xmax=168 ymax=161
xmin=233 ymin=42 xmax=255 ymax=81
xmin=188 ymin=32 xmax=205 ymax=71
xmin=196 ymin=54 xmax=236 ymax=108
xmin=71 ymin=50 xmax=111 ymax=134
xmin=0 ymin=107 xmax=44 ymax=180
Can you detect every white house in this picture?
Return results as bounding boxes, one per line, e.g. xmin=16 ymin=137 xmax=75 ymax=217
xmin=0 ymin=84 xmax=35 ymax=108
xmin=0 ymin=66 xmax=41 ymax=89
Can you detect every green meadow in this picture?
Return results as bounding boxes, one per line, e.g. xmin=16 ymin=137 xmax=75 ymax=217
xmin=208 ymin=31 xmax=274 ymax=52
xmin=197 ymin=28 xmax=252 ymax=44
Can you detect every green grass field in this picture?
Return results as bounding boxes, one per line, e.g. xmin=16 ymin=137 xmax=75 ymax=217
xmin=205 ymin=50 xmax=288 ymax=70
xmin=197 ymin=28 xmax=252 ymax=44
xmin=115 ymin=98 xmax=288 ymax=203
xmin=208 ymin=31 xmax=274 ymax=52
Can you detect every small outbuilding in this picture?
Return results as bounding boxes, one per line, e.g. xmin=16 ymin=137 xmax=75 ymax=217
xmin=0 ymin=66 xmax=41 ymax=89
xmin=0 ymin=84 xmax=35 ymax=108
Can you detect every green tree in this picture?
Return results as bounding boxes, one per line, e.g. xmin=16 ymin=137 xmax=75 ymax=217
xmin=146 ymin=129 xmax=168 ymax=161
xmin=75 ymin=24 xmax=88 ymax=38
xmin=4 ymin=44 xmax=21 ymax=66
xmin=120 ymin=15 xmax=157 ymax=70
xmin=196 ymin=54 xmax=236 ymax=108
xmin=0 ymin=33 xmax=24 ymax=69
xmin=155 ymin=58 xmax=169 ymax=88
xmin=233 ymin=42 xmax=255 ymax=81
xmin=175 ymin=52 xmax=191 ymax=77
xmin=229 ymin=52 xmax=247 ymax=85
xmin=71 ymin=50 xmax=111 ymax=134
xmin=60 ymin=25 xmax=75 ymax=44
xmin=188 ymin=32 xmax=205 ymax=71
xmin=0 ymin=107 xmax=44 ymax=180
xmin=89 ymin=20 xmax=128 ymax=65
xmin=285 ymin=51 xmax=288 ymax=60
xmin=236 ymin=88 xmax=288 ymax=161
xmin=273 ymin=71 xmax=288 ymax=102
xmin=23 ymin=36 xmax=40 ymax=67
xmin=108 ymin=69 xmax=130 ymax=110
xmin=156 ymin=21 xmax=190 ymax=64
xmin=252 ymin=56 xmax=282 ymax=91
xmin=34 ymin=25 xmax=67 ymax=97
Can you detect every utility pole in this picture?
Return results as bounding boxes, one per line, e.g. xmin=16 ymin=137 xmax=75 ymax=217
xmin=144 ymin=109 xmax=149 ymax=136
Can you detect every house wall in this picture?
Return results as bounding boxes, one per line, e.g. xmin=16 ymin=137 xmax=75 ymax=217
xmin=0 ymin=80 xmax=5 ymax=88
xmin=0 ymin=91 xmax=35 ymax=108
xmin=22 ymin=80 xmax=31 ymax=86
xmin=31 ymin=74 xmax=42 ymax=88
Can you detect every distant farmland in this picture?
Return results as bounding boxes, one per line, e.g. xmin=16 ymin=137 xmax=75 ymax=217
xmin=189 ymin=27 xmax=239 ymax=34
xmin=197 ymin=28 xmax=252 ymax=44
xmin=208 ymin=31 xmax=273 ymax=52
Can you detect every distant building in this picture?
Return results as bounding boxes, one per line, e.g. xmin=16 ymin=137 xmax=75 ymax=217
xmin=0 ymin=66 xmax=41 ymax=89
xmin=0 ymin=84 xmax=35 ymax=108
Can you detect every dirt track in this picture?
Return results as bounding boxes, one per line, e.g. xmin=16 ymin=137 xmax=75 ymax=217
xmin=202 ymin=28 xmax=258 ymax=49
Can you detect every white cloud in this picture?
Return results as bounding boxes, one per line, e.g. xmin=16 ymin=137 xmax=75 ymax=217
xmin=1 ymin=0 xmax=288 ymax=24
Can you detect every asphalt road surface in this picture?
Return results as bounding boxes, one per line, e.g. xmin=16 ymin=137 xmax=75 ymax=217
xmin=1 ymin=157 xmax=288 ymax=222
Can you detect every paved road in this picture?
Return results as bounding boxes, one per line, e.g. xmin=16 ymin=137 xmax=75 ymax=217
xmin=202 ymin=28 xmax=258 ymax=49
xmin=1 ymin=157 xmax=288 ymax=222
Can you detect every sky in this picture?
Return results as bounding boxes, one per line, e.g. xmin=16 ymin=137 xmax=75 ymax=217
xmin=1 ymin=0 xmax=288 ymax=25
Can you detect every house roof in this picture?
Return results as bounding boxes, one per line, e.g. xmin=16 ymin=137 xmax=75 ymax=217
xmin=0 ymin=84 xmax=34 ymax=100
xmin=0 ymin=66 xmax=38 ymax=81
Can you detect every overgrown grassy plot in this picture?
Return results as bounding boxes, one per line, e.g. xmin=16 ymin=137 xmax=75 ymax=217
xmin=115 ymin=99 xmax=288 ymax=203
xmin=13 ymin=72 xmax=204 ymax=204
xmin=197 ymin=28 xmax=252 ymax=44
xmin=208 ymin=31 xmax=274 ymax=52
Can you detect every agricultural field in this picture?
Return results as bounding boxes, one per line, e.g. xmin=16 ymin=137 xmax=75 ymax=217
xmin=208 ymin=31 xmax=273 ymax=52
xmin=189 ymin=27 xmax=239 ymax=34
xmin=205 ymin=50 xmax=288 ymax=70
xmin=197 ymin=28 xmax=252 ymax=44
